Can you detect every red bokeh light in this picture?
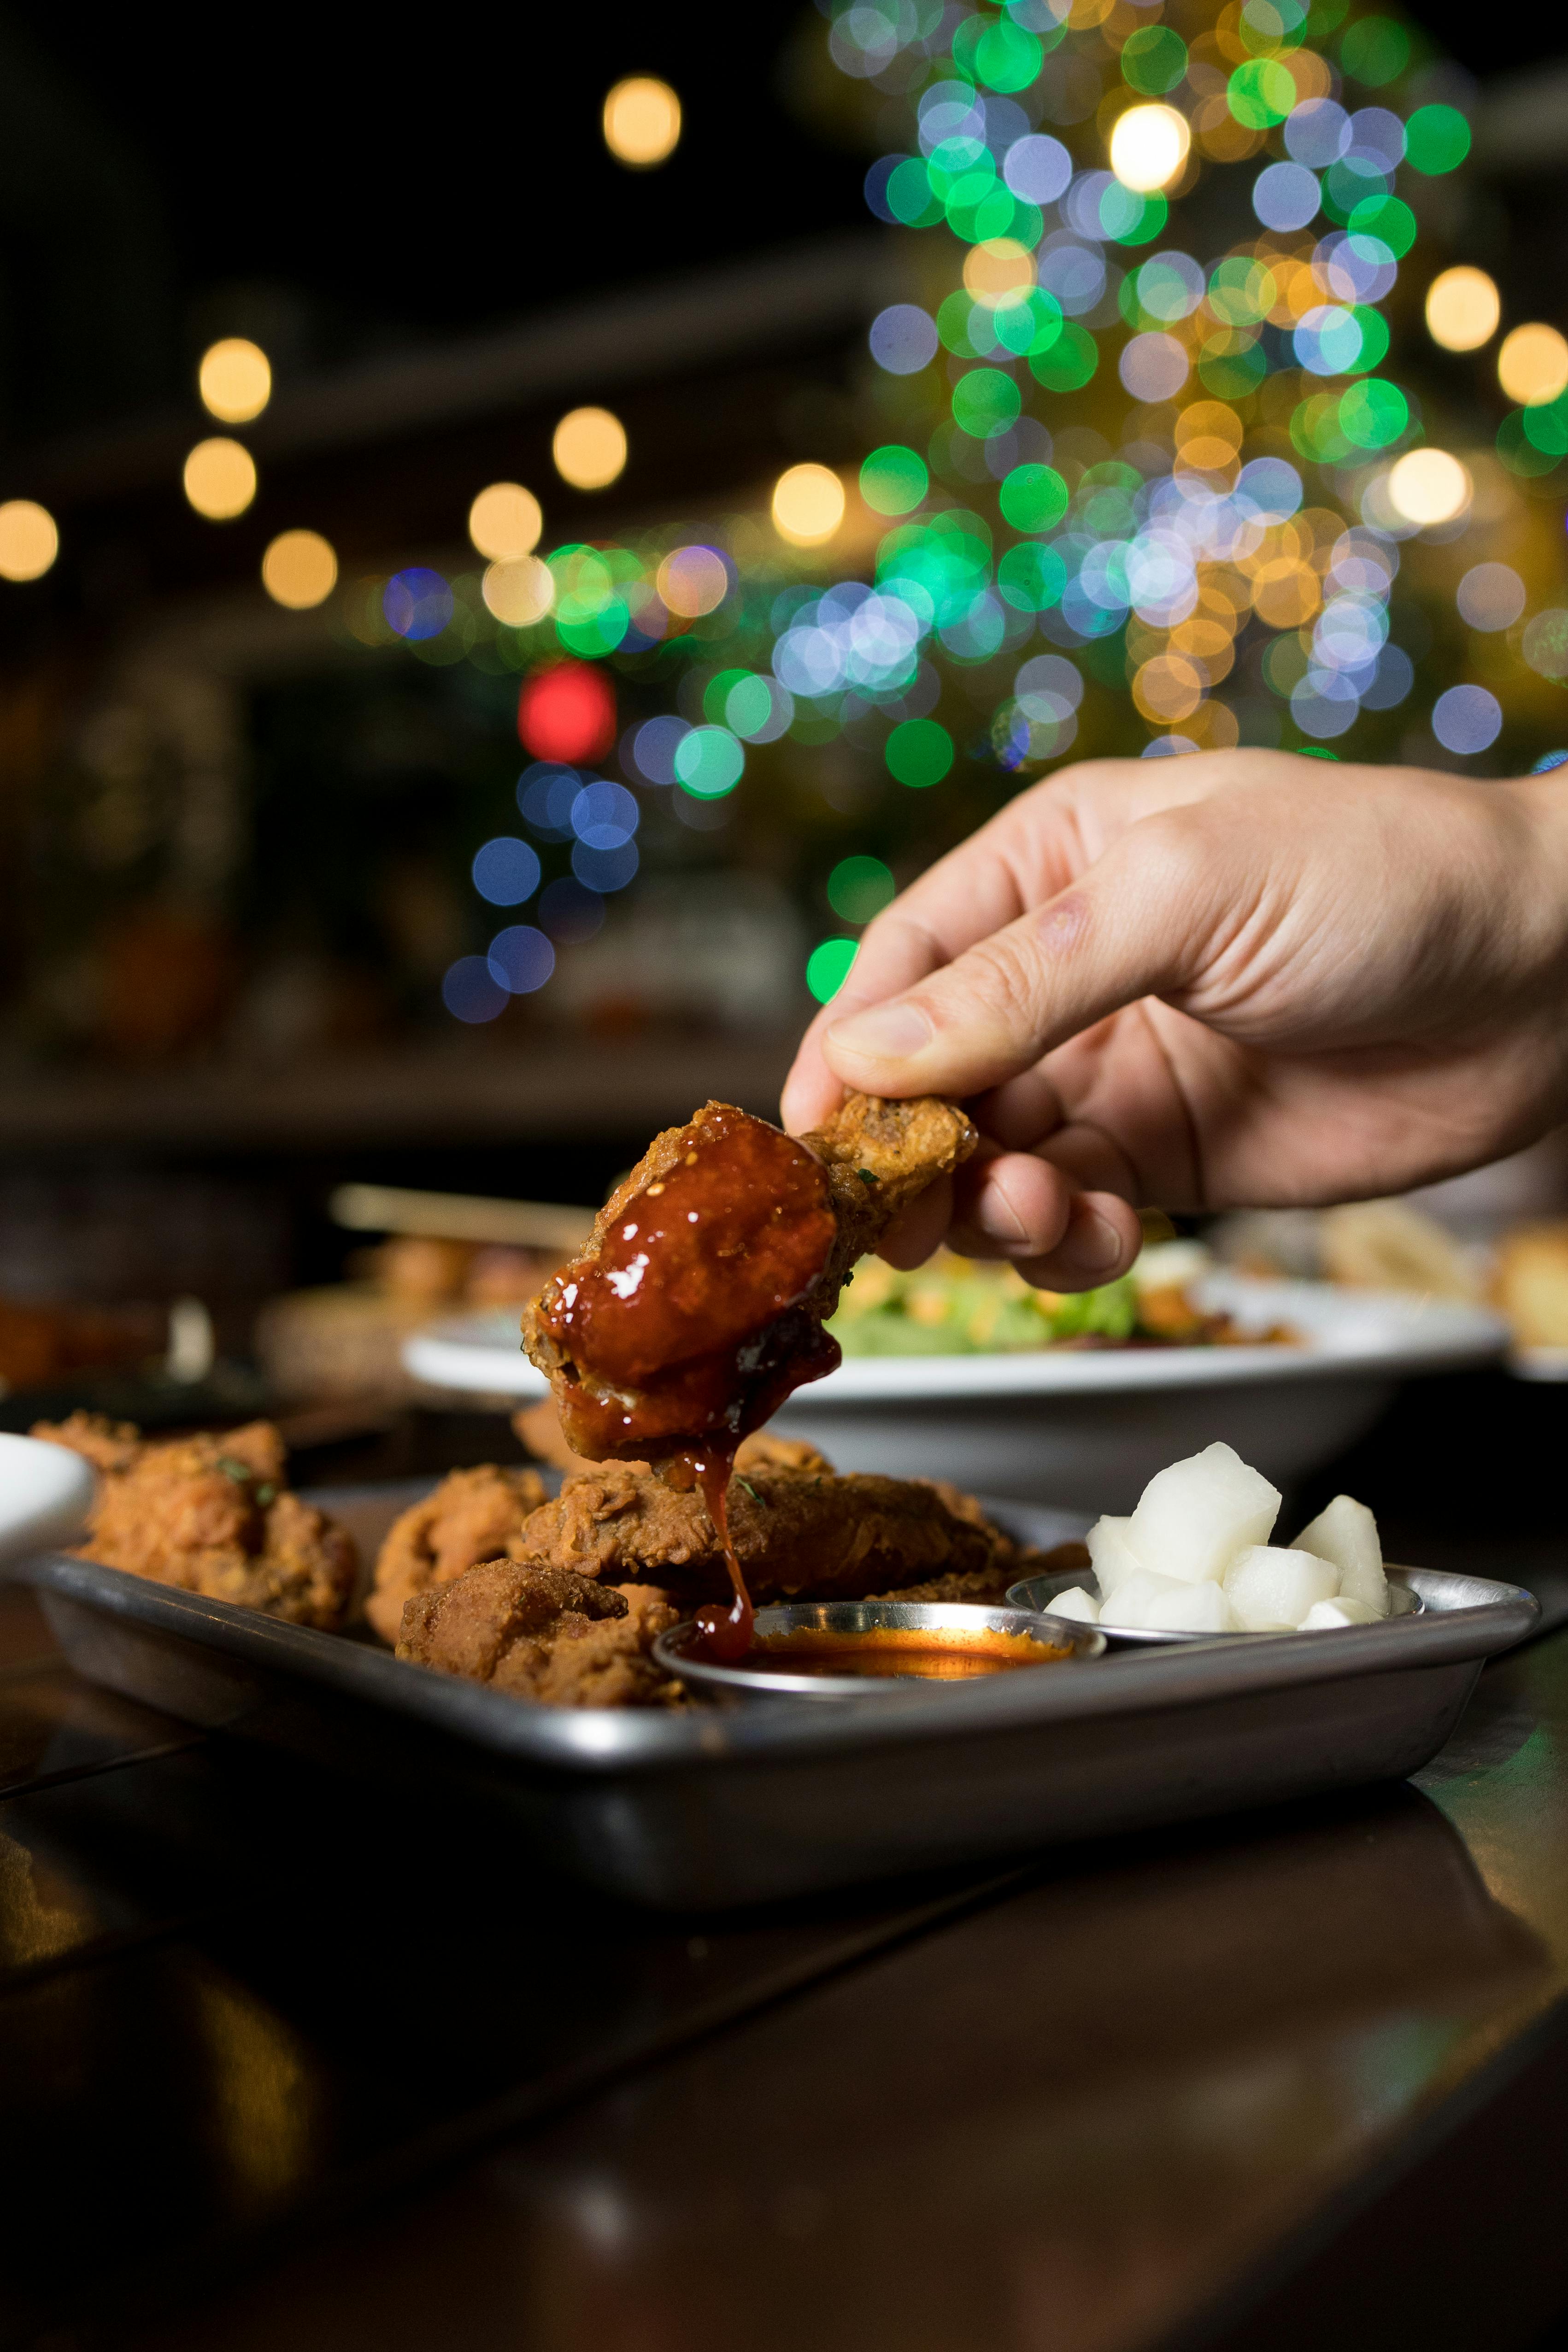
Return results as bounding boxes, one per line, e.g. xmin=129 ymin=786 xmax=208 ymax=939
xmin=517 ymin=661 xmax=617 ymax=764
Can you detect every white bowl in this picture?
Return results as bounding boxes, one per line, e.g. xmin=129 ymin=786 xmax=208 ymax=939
xmin=0 ymin=1432 xmax=95 ymax=1568
xmin=402 ymin=1272 xmax=1507 ymax=1512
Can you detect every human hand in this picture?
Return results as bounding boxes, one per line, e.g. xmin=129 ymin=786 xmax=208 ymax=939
xmin=782 ymin=750 xmax=1568 ymax=1288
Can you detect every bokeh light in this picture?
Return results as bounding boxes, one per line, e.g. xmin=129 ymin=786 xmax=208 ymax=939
xmin=198 ymin=338 xmax=271 ymax=424
xmin=1433 ymin=684 xmax=1503 ymax=755
xmin=384 ymin=568 xmax=454 ymax=640
xmin=656 ymin=544 xmax=730 ymax=617
xmin=442 ymin=956 xmax=508 ymax=1024
xmin=1119 ymin=332 xmax=1189 ymax=402
xmin=603 ymin=76 xmax=681 ymax=167
xmin=869 ymin=304 xmax=939 ymax=375
xmin=472 ymin=837 xmax=542 ymax=906
xmin=828 ymin=856 xmax=896 ymax=924
xmin=552 ymin=407 xmax=627 ymax=490
xmin=0 ymin=499 xmax=58 ymax=581
xmin=469 ymin=482 xmax=543 ymax=560
xmin=1457 ymin=564 xmax=1526 ymax=632
xmin=518 ymin=662 xmax=616 ymax=763
xmin=885 ymin=717 xmax=953 ymax=787
xmin=1498 ymin=324 xmax=1568 ymax=407
xmin=963 ymin=237 xmax=1035 ymax=308
xmin=772 ymin=463 xmax=846 ymax=545
xmin=1424 ymin=267 xmax=1499 ymax=353
xmin=1385 ymin=448 xmax=1470 ymax=527
xmin=1110 ymin=105 xmax=1191 ymax=193
xmin=673 ymin=725 xmax=745 ymax=798
xmin=261 ymin=529 xmax=337 ymax=609
xmin=860 ymin=445 xmax=929 ymax=517
xmin=182 ymin=437 xmax=257 ymax=520
xmin=806 ymin=939 xmax=858 ymax=1004
xmin=482 ymin=557 xmax=555 ymax=626
xmin=487 ymin=925 xmax=555 ymax=994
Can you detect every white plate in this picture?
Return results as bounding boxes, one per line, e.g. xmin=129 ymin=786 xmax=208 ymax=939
xmin=402 ymin=1276 xmax=1507 ymax=1513
xmin=0 ymin=1432 xmax=95 ymax=1569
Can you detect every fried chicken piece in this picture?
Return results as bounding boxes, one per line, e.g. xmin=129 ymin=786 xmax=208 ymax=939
xmin=366 ymin=1463 xmax=548 ymax=1644
xmin=31 ymin=1412 xmax=356 ymax=1629
xmin=510 ymin=1459 xmax=1019 ymax=1607
xmin=870 ymin=1537 xmax=1093 ymax=1608
xmin=396 ymin=1561 xmax=679 ymax=1707
xmin=523 ymin=1094 xmax=976 ymax=1469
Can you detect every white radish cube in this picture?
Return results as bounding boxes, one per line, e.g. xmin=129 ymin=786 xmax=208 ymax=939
xmin=1223 ymin=1545 xmax=1339 ymax=1631
xmin=1300 ymin=1596 xmax=1383 ymax=1630
xmin=1292 ymin=1494 xmax=1388 ymax=1616
xmin=1127 ymin=1441 xmax=1281 ymax=1585
xmin=1086 ymin=1515 xmax=1144 ymax=1597
xmin=1138 ymin=1581 xmax=1241 ymax=1635
xmin=1045 ymin=1585 xmax=1100 ymax=1624
xmin=1105 ymin=1569 xmax=1193 ymax=1629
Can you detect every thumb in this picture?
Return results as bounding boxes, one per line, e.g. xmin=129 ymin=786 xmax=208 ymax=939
xmin=822 ymin=819 xmax=1215 ymax=1099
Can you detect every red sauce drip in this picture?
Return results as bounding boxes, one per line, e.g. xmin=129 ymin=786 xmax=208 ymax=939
xmin=533 ymin=1105 xmax=842 ymax=1662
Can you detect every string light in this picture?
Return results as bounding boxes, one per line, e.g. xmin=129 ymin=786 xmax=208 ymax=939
xmin=1110 ymin=105 xmax=1191 ymax=193
xmin=1424 ymin=267 xmax=1499 ymax=354
xmin=198 ymin=338 xmax=271 ymax=423
xmin=772 ymin=463 xmax=846 ymax=545
xmin=469 ymin=482 xmax=542 ymax=560
xmin=261 ymin=530 xmax=337 ymax=608
xmin=182 ymin=438 xmax=257 ymax=520
xmin=552 ymin=407 xmax=627 ymax=490
xmin=1498 ymin=324 xmax=1568 ymax=407
xmin=482 ymin=557 xmax=555 ymax=625
xmin=0 ymin=499 xmax=58 ymax=581
xmin=603 ymin=76 xmax=681 ymax=167
xmin=1386 ymin=448 xmax=1470 ymax=527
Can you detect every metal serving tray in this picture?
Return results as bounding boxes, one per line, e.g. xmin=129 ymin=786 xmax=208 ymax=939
xmin=9 ymin=1488 xmax=1539 ymax=1911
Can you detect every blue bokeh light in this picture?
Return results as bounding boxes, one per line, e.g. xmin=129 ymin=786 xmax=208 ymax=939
xmin=487 ymin=925 xmax=556 ymax=994
xmin=384 ymin=568 xmax=454 ymax=641
xmin=471 ymin=835 xmax=542 ymax=906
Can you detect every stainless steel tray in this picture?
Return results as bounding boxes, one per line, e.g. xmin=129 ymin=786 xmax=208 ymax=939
xmin=8 ymin=1488 xmax=1539 ymax=1911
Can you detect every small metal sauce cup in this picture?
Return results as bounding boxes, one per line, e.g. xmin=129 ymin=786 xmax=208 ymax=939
xmin=1006 ymin=1566 xmax=1423 ymax=1644
xmin=654 ymin=1598 xmax=1105 ymax=1704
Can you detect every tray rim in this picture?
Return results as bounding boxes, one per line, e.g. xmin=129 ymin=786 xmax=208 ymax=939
xmin=10 ymin=1543 xmax=1539 ymax=1782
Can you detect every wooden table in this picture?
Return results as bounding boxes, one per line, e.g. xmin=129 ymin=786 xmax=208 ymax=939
xmin=6 ymin=1370 xmax=1568 ymax=2352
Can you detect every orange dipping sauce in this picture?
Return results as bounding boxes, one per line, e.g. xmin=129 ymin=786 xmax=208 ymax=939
xmin=753 ymin=1625 xmax=1070 ymax=1682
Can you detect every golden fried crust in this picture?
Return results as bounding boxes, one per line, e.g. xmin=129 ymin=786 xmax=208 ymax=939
xmin=34 ymin=1417 xmax=356 ymax=1629
xmin=33 ymin=1411 xmax=146 ymax=1478
xmin=800 ymin=1092 xmax=979 ymax=1298
xmin=520 ymin=1094 xmax=976 ymax=1403
xmin=366 ymin=1464 xmax=548 ymax=1645
xmin=510 ymin=1460 xmax=1017 ymax=1605
xmin=395 ymin=1560 xmax=678 ymax=1706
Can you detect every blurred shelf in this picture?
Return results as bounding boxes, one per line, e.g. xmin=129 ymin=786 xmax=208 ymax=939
xmin=0 ymin=1035 xmax=800 ymax=1156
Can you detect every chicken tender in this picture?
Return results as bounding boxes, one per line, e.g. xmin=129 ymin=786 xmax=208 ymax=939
xmin=396 ymin=1562 xmax=679 ymax=1707
xmin=510 ymin=1458 xmax=1022 ymax=1607
xmin=33 ymin=1412 xmax=356 ymax=1629
xmin=523 ymin=1094 xmax=976 ymax=1470
xmin=366 ymin=1463 xmax=548 ymax=1644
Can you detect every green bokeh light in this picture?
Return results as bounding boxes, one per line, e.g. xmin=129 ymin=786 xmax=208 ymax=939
xmin=886 ymin=157 xmax=944 ymax=226
xmin=861 ymin=444 xmax=930 ymax=517
xmin=999 ymin=462 xmax=1069 ymax=532
xmin=827 ymin=855 xmax=897 ymax=924
xmin=1338 ymin=377 xmax=1409 ymax=449
xmin=725 ymin=673 xmax=776 ymax=737
xmin=1339 ymin=12 xmax=1411 ymax=83
xmin=951 ymin=366 xmax=1021 ymax=438
xmin=1404 ymin=103 xmax=1471 ymax=174
xmin=673 ymin=725 xmax=745 ymax=798
xmin=1349 ymin=194 xmax=1416 ymax=255
xmin=1227 ymin=57 xmax=1296 ymax=126
xmin=806 ymin=938 xmax=859 ymax=1004
xmin=885 ymin=717 xmax=954 ymax=788
xmin=997 ymin=542 xmax=1067 ymax=612
xmin=1029 ymin=322 xmax=1098 ymax=391
xmin=1120 ymin=23 xmax=1188 ymax=92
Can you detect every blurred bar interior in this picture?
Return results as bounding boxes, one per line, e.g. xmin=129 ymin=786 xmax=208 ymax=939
xmin=1 ymin=0 xmax=1568 ymax=1426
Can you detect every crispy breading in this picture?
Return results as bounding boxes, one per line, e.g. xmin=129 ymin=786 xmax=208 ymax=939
xmin=31 ymin=1413 xmax=356 ymax=1629
xmin=520 ymin=1095 xmax=976 ymax=1466
xmin=869 ymin=1538 xmax=1091 ymax=1608
xmin=509 ymin=1459 xmax=1021 ymax=1606
xmin=396 ymin=1561 xmax=679 ymax=1706
xmin=366 ymin=1463 xmax=548 ymax=1644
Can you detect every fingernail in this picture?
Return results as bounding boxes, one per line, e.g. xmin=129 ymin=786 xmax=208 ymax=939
xmin=826 ymin=1001 xmax=932 ymax=1061
xmin=1062 ymin=1213 xmax=1124 ymax=1277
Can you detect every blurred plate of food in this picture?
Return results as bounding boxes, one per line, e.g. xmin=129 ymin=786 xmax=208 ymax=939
xmin=402 ymin=1242 xmax=1506 ymax=1510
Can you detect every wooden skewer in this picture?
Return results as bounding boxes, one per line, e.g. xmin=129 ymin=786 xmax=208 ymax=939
xmin=329 ymin=1182 xmax=595 ymax=1252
